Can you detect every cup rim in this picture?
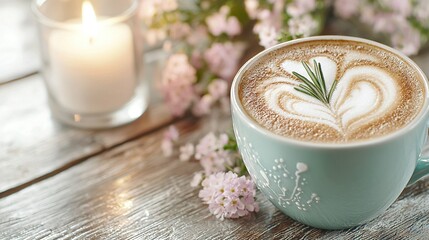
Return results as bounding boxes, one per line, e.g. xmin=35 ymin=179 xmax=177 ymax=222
xmin=231 ymin=35 xmax=429 ymax=149
xmin=31 ymin=0 xmax=138 ymax=29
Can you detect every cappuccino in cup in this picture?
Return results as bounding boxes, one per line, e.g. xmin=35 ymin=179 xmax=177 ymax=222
xmin=231 ymin=36 xmax=429 ymax=229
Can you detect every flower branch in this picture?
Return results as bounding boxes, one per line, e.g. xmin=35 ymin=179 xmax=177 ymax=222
xmin=162 ymin=126 xmax=258 ymax=220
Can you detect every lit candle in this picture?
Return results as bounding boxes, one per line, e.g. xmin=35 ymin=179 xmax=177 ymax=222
xmin=48 ymin=1 xmax=136 ymax=114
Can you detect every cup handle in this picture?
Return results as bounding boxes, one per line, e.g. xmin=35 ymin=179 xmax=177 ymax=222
xmin=408 ymin=124 xmax=429 ymax=185
xmin=408 ymin=157 xmax=429 ymax=185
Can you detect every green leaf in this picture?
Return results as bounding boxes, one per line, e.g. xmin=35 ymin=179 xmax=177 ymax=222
xmin=315 ymin=61 xmax=327 ymax=97
xmin=293 ymin=60 xmax=338 ymax=105
xmin=294 ymin=87 xmax=319 ymax=100
xmin=327 ymin=79 xmax=338 ymax=102
xmin=292 ymin=72 xmax=322 ymax=97
xmin=302 ymin=62 xmax=322 ymax=91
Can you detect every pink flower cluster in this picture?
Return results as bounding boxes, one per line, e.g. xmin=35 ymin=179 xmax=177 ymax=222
xmin=182 ymin=131 xmax=244 ymax=189
xmin=141 ymin=1 xmax=249 ymax=117
xmin=192 ymin=79 xmax=229 ymax=116
xmin=199 ymin=172 xmax=259 ymax=220
xmin=160 ymin=50 xmax=233 ymax=117
xmin=182 ymin=132 xmax=234 ymax=175
xmin=333 ymin=0 xmax=428 ymax=55
xmin=163 ymin=127 xmax=235 ymax=169
xmin=206 ymin=6 xmax=241 ymax=37
xmin=162 ymin=128 xmax=258 ymax=220
xmin=140 ymin=0 xmax=179 ymax=45
xmin=195 ymin=133 xmax=233 ymax=174
xmin=246 ymin=0 xmax=322 ymax=49
xmin=160 ymin=54 xmax=196 ymax=116
xmin=190 ymin=41 xmax=244 ymax=116
xmin=204 ymin=42 xmax=245 ymax=81
xmin=139 ymin=0 xmax=178 ymax=25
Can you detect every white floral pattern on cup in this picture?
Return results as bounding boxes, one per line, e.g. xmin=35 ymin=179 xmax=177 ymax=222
xmin=235 ymin=130 xmax=320 ymax=211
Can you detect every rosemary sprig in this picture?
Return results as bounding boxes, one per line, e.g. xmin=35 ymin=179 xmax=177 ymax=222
xmin=292 ymin=60 xmax=338 ymax=106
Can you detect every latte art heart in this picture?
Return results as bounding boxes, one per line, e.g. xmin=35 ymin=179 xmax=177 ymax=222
xmin=262 ymin=57 xmax=398 ymax=136
xmin=239 ymin=40 xmax=425 ymax=143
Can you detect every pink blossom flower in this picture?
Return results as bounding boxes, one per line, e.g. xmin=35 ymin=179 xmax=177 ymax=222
xmin=256 ymin=9 xmax=272 ymax=22
xmin=372 ymin=13 xmax=404 ymax=33
xmin=206 ymin=6 xmax=242 ymax=37
xmin=288 ymin=14 xmax=318 ymax=37
xmin=334 ymin=0 xmax=360 ymax=19
xmin=225 ymin=17 xmax=242 ymax=37
xmin=161 ymin=54 xmax=197 ymax=116
xmin=391 ymin=25 xmax=421 ymax=56
xmin=206 ymin=11 xmax=226 ymax=36
xmin=195 ymin=133 xmax=228 ymax=159
xmin=257 ymin=25 xmax=279 ymax=49
xmin=252 ymin=1 xmax=283 ymax=48
xmin=208 ymin=79 xmax=229 ymax=100
xmin=199 ymin=150 xmax=232 ymax=174
xmin=287 ymin=0 xmax=316 ymax=17
xmin=204 ymin=42 xmax=245 ymax=81
xmin=381 ymin=0 xmax=411 ymax=17
xmin=192 ymin=94 xmax=215 ymax=116
xmin=199 ymin=172 xmax=259 ymax=220
xmin=179 ymin=143 xmax=194 ymax=161
xmin=194 ymin=133 xmax=232 ymax=174
xmin=253 ymin=2 xmax=283 ymax=30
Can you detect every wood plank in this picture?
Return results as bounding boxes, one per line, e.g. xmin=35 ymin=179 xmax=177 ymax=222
xmin=0 ymin=49 xmax=173 ymax=194
xmin=0 ymin=112 xmax=428 ymax=239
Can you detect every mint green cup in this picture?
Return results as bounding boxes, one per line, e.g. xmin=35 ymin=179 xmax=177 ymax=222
xmin=231 ymin=36 xmax=429 ymax=230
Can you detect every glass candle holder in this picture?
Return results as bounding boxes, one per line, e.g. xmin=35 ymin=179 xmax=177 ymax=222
xmin=32 ymin=0 xmax=147 ymax=129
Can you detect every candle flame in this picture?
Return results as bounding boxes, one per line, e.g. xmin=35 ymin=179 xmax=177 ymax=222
xmin=82 ymin=1 xmax=97 ymax=40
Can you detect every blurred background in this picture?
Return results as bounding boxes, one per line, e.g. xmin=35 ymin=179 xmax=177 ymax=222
xmin=2 ymin=0 xmax=429 ymax=111
xmin=0 ymin=0 xmax=38 ymax=83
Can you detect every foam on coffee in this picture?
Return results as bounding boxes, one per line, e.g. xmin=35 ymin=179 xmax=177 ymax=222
xmin=239 ymin=39 xmax=426 ymax=143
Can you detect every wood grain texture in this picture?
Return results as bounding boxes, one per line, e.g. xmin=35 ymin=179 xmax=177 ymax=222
xmin=0 ymin=112 xmax=428 ymax=239
xmin=0 ymin=50 xmax=173 ymax=195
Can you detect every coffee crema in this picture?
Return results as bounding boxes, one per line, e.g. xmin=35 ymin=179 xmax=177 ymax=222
xmin=238 ymin=39 xmax=426 ymax=143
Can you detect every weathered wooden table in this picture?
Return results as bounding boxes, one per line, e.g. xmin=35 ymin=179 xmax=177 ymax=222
xmin=1 ymin=1 xmax=429 ymax=239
